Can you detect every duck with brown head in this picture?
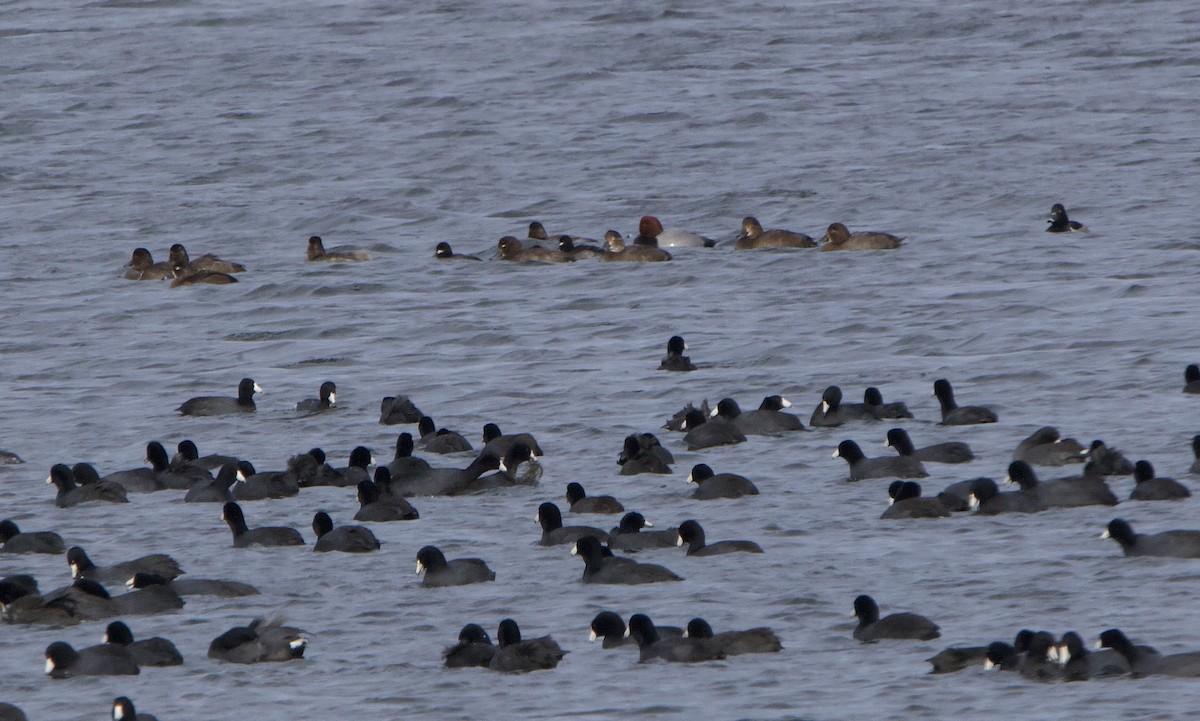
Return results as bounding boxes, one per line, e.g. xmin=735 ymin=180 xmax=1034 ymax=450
xmin=735 ymin=216 xmax=815 ymax=249
xmin=819 ymin=222 xmax=903 ymax=251
xmin=123 ymin=248 xmax=173 ymax=280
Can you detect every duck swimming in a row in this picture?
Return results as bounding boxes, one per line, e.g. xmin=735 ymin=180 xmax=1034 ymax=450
xmin=735 ymin=216 xmax=815 ymax=249
xmin=124 ymin=243 xmax=245 ymax=281
xmin=602 ymin=233 xmax=672 ymax=262
xmin=819 ymin=223 xmax=903 ymax=251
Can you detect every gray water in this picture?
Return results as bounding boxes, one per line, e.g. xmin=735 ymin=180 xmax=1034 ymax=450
xmin=3 ymin=0 xmax=1200 ymax=718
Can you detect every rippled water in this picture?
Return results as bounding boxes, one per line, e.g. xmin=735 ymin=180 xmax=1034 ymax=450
xmin=3 ymin=0 xmax=1200 ymax=718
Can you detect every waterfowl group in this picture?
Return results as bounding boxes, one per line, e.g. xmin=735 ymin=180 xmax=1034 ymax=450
xmin=10 ymin=198 xmax=1198 ymax=721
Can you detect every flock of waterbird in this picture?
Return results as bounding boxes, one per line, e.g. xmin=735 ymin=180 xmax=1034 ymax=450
xmin=121 ymin=204 xmax=1086 ymax=287
xmin=9 ymin=201 xmax=1200 ymax=718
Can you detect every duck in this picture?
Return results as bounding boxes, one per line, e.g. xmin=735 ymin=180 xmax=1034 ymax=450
xmin=1192 ymin=435 xmax=1200 ymax=474
xmin=488 ymin=618 xmax=565 ymax=673
xmin=496 ymin=236 xmax=574 ymax=263
xmin=47 ymin=463 xmax=128 ymax=507
xmin=169 ymin=261 xmax=238 ymax=287
xmin=312 ymin=511 xmax=380 ymax=552
xmin=0 ymin=519 xmax=65 ymax=554
xmin=658 ymin=335 xmax=696 ymax=371
xmin=415 ymin=545 xmax=495 ymax=587
xmin=1102 ymin=518 xmax=1200 ymax=558
xmin=208 ymin=617 xmax=307 ymax=663
xmin=932 ymin=378 xmax=997 ymax=425
xmin=178 ymin=377 xmax=261 ymax=416
xmin=103 ymin=620 xmax=183 ymax=666
xmin=444 ymin=623 xmax=495 ymax=668
xmin=536 ymin=502 xmax=609 ymax=546
xmin=123 ymin=248 xmax=173 ymax=280
xmin=625 ymin=614 xmax=724 ymax=662
xmin=169 ymin=242 xmax=245 ymax=273
xmin=884 ymin=428 xmax=973 ymax=464
xmin=565 ymin=482 xmax=624 ymax=514
xmin=676 ymin=520 xmax=763 ymax=556
xmin=295 ymin=381 xmax=336 ymax=413
xmin=687 ymin=463 xmax=759 ymax=500
xmin=681 ymin=409 xmax=746 ymax=450
xmin=819 ymin=222 xmax=903 ymax=251
xmin=44 ymin=640 xmax=139 ymax=678
xmin=434 ymin=242 xmax=481 ymax=261
xmin=306 ymin=235 xmax=369 ymax=261
xmin=1046 ymin=203 xmax=1087 ymax=232
xmin=734 ymin=216 xmax=815 ymax=249
xmin=221 ymin=502 xmax=305 ymax=548
xmin=851 ymin=595 xmax=939 ymax=642
xmin=525 ymin=220 xmax=577 ymax=246
xmin=600 ymin=232 xmax=672 ymax=262
xmin=683 ymin=618 xmax=782 ymax=654
xmin=834 ymin=440 xmax=926 ymax=481
xmin=636 ymin=215 xmax=716 ymax=248
xmin=572 ymin=536 xmax=682 ymax=584
xmin=558 ymin=236 xmax=605 ymax=259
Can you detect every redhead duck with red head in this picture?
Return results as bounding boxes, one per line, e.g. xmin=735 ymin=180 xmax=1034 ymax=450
xmin=634 ymin=215 xmax=716 ymax=248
